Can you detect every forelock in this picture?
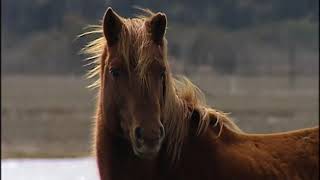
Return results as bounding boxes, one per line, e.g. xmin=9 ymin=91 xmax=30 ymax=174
xmin=115 ymin=17 xmax=167 ymax=89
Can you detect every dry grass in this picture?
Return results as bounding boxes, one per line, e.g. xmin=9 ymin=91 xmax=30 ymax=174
xmin=1 ymin=74 xmax=318 ymax=159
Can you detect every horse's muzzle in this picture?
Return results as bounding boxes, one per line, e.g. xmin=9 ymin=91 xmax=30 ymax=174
xmin=132 ymin=127 xmax=165 ymax=159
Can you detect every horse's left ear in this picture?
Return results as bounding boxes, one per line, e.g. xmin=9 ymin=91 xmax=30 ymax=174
xmin=146 ymin=12 xmax=167 ymax=45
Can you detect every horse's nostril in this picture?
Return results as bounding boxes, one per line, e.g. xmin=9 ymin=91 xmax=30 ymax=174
xmin=160 ymin=125 xmax=165 ymax=139
xmin=135 ymin=127 xmax=144 ymax=141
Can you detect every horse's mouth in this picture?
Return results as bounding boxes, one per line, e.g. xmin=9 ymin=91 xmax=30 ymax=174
xmin=132 ymin=143 xmax=161 ymax=159
xmin=135 ymin=149 xmax=159 ymax=159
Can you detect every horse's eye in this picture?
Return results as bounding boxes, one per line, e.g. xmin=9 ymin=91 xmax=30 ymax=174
xmin=110 ymin=68 xmax=120 ymax=77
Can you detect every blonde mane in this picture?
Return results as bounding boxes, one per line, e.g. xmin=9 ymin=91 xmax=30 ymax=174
xmin=81 ymin=9 xmax=242 ymax=163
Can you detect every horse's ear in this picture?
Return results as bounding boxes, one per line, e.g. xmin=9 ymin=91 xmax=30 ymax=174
xmin=146 ymin=12 xmax=167 ymax=45
xmin=103 ymin=7 xmax=123 ymax=46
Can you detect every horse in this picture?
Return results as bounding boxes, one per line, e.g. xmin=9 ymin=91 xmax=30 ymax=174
xmin=81 ymin=7 xmax=319 ymax=180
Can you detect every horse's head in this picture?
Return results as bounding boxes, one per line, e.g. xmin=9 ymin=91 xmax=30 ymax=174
xmin=101 ymin=8 xmax=168 ymax=159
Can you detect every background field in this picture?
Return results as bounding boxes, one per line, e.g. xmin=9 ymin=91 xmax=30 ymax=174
xmin=2 ymin=74 xmax=318 ymax=158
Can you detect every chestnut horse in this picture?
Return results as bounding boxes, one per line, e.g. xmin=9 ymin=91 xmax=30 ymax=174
xmin=82 ymin=7 xmax=319 ymax=180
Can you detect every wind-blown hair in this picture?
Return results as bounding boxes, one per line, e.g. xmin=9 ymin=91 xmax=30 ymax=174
xmin=80 ymin=9 xmax=242 ymax=163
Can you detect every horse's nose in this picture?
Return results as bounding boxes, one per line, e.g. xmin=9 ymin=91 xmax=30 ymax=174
xmin=134 ymin=125 xmax=165 ymax=143
xmin=135 ymin=127 xmax=144 ymax=142
xmin=159 ymin=125 xmax=165 ymax=140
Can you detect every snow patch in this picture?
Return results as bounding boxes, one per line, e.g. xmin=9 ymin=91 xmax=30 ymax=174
xmin=1 ymin=157 xmax=99 ymax=180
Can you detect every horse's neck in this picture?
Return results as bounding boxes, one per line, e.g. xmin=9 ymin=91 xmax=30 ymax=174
xmin=165 ymin=120 xmax=242 ymax=179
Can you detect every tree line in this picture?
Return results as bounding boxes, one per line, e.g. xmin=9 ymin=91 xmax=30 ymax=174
xmin=2 ymin=0 xmax=318 ymax=76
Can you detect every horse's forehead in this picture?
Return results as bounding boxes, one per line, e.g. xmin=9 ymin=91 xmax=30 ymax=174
xmin=125 ymin=35 xmax=156 ymax=65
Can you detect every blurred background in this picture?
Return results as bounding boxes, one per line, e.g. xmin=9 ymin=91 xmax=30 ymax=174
xmin=2 ymin=0 xmax=319 ymax=164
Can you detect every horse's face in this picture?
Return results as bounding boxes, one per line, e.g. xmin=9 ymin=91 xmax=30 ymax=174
xmin=102 ymin=8 xmax=167 ymax=159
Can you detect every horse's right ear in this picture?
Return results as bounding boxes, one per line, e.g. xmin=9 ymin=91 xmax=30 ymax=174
xmin=103 ymin=7 xmax=123 ymax=47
